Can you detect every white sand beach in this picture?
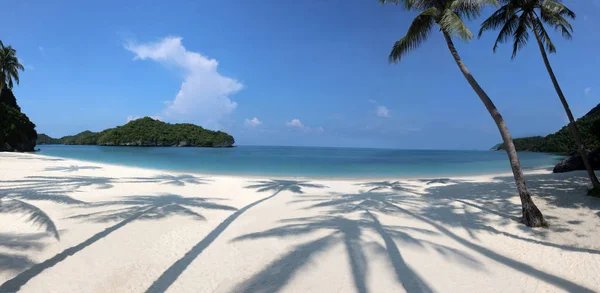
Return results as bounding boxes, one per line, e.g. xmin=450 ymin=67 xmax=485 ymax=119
xmin=1 ymin=152 xmax=600 ymax=293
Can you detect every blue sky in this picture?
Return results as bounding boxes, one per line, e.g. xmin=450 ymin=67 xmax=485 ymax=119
xmin=4 ymin=0 xmax=600 ymax=149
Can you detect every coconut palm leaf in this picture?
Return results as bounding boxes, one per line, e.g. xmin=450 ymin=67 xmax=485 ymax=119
xmin=0 ymin=42 xmax=24 ymax=90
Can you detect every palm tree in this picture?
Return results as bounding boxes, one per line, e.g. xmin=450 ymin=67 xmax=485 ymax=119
xmin=478 ymin=0 xmax=600 ymax=194
xmin=380 ymin=0 xmax=546 ymax=227
xmin=0 ymin=41 xmax=24 ymax=97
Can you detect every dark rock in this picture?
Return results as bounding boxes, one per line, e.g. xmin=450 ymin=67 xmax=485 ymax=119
xmin=553 ymin=149 xmax=600 ymax=173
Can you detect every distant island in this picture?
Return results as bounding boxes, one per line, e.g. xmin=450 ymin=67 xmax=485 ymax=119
xmin=38 ymin=117 xmax=235 ymax=148
xmin=493 ymin=103 xmax=600 ymax=153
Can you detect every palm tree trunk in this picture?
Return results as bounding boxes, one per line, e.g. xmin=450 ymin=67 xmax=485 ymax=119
xmin=441 ymin=31 xmax=546 ymax=227
xmin=531 ymin=23 xmax=600 ymax=192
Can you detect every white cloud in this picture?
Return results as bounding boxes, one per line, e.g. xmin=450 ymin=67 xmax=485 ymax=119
xmin=376 ymin=106 xmax=390 ymax=118
xmin=285 ymin=119 xmax=323 ymax=133
xmin=584 ymin=87 xmax=592 ymax=96
xmin=125 ymin=37 xmax=242 ymax=128
xmin=244 ymin=117 xmax=262 ymax=127
xmin=286 ymin=119 xmax=304 ymax=128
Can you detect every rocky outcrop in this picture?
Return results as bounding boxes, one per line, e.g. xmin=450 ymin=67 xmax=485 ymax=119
xmin=553 ymin=149 xmax=600 ymax=173
xmin=0 ymin=90 xmax=38 ymax=152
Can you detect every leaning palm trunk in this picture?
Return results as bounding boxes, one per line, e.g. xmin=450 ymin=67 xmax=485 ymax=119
xmin=531 ymin=25 xmax=600 ymax=192
xmin=442 ymin=31 xmax=546 ymax=227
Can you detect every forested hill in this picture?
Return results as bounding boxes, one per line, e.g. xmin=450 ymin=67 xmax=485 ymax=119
xmin=38 ymin=117 xmax=235 ymax=148
xmin=494 ymin=103 xmax=600 ymax=153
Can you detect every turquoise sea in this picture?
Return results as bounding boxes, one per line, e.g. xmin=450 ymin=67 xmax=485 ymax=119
xmin=35 ymin=145 xmax=564 ymax=178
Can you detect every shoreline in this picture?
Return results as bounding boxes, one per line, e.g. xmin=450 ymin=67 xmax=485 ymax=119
xmin=2 ymin=151 xmax=555 ymax=182
xmin=1 ymin=150 xmax=598 ymax=292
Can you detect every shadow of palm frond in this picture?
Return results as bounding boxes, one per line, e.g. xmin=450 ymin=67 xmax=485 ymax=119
xmin=0 ymin=232 xmax=49 ymax=251
xmin=357 ymin=181 xmax=418 ymax=195
xmin=0 ymin=186 xmax=86 ymax=240
xmin=0 ymin=233 xmax=49 ymax=274
xmin=230 ymin=213 xmax=440 ymax=293
xmin=2 ymin=175 xmax=115 ymax=190
xmin=122 ymin=174 xmax=212 ymax=186
xmin=245 ymin=179 xmax=327 ymax=195
xmin=0 ymin=193 xmax=237 ymax=293
xmin=417 ymin=178 xmax=459 ymax=185
xmin=44 ymin=165 xmax=102 ymax=172
xmin=144 ymin=181 xmax=324 ymax=293
xmin=0 ymin=253 xmax=36 ymax=274
xmin=16 ymin=156 xmax=64 ymax=161
xmin=71 ymin=194 xmax=235 ymax=223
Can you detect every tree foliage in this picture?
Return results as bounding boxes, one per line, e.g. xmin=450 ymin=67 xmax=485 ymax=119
xmin=38 ymin=117 xmax=235 ymax=147
xmin=0 ymin=89 xmax=37 ymax=151
xmin=496 ymin=103 xmax=600 ymax=153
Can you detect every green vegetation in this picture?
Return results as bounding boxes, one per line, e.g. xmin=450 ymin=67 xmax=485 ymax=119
xmin=0 ymin=41 xmax=35 ymax=152
xmin=38 ymin=117 xmax=235 ymax=147
xmin=380 ymin=0 xmax=546 ymax=226
xmin=495 ymin=103 xmax=600 ymax=153
xmin=36 ymin=133 xmax=63 ymax=145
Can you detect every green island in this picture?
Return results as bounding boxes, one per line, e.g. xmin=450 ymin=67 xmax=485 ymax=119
xmin=37 ymin=117 xmax=235 ymax=148
xmin=493 ymin=103 xmax=600 ymax=153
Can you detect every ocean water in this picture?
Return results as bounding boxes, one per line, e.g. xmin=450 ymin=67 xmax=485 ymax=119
xmin=34 ymin=145 xmax=564 ymax=178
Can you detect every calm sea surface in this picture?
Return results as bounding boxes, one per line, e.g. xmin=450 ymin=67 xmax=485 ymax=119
xmin=36 ymin=145 xmax=563 ymax=178
xmin=34 ymin=145 xmax=561 ymax=178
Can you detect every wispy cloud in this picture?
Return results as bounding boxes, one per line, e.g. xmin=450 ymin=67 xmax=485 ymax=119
xmin=376 ymin=106 xmax=390 ymax=118
xmin=286 ymin=119 xmax=304 ymax=128
xmin=38 ymin=46 xmax=46 ymax=56
xmin=369 ymin=99 xmax=391 ymax=118
xmin=584 ymin=87 xmax=592 ymax=96
xmin=285 ymin=119 xmax=324 ymax=133
xmin=125 ymin=36 xmax=242 ymax=128
xmin=244 ymin=117 xmax=262 ymax=128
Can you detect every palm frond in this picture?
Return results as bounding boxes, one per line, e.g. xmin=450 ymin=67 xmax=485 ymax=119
xmin=378 ymin=0 xmax=437 ymax=10
xmin=1 ymin=199 xmax=60 ymax=240
xmin=479 ymin=4 xmax=512 ymax=37
xmin=389 ymin=7 xmax=437 ymax=63
xmin=452 ymin=0 xmax=499 ymax=20
xmin=538 ymin=2 xmax=573 ymax=40
xmin=533 ymin=17 xmax=556 ymax=53
xmin=440 ymin=8 xmax=474 ymax=41
xmin=511 ymin=12 xmax=530 ymax=59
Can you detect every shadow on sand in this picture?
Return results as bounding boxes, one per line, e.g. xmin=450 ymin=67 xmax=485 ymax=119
xmin=0 ymin=194 xmax=236 ymax=292
xmin=0 ymin=233 xmax=50 ymax=274
xmin=234 ymin=173 xmax=599 ymax=293
xmin=44 ymin=165 xmax=102 ymax=172
xmin=144 ymin=179 xmax=327 ymax=293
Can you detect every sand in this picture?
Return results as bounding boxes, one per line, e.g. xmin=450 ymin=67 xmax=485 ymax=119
xmin=1 ymin=152 xmax=599 ymax=293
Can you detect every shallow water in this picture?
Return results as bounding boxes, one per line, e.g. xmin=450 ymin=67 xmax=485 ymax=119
xmin=36 ymin=145 xmax=563 ymax=178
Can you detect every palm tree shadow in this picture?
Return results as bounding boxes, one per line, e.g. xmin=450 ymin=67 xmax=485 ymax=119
xmin=0 ymin=193 xmax=236 ymax=292
xmin=44 ymin=165 xmax=102 ymax=172
xmin=0 ymin=233 xmax=49 ymax=274
xmin=144 ymin=179 xmax=326 ymax=293
xmin=0 ymin=186 xmax=86 ymax=240
xmin=121 ymin=174 xmax=212 ymax=187
xmin=230 ymin=216 xmax=370 ymax=293
xmin=356 ymin=181 xmax=418 ymax=194
xmin=3 ymin=175 xmax=116 ymax=190
xmin=245 ymin=179 xmax=327 ymax=195
xmin=342 ymin=191 xmax=597 ymax=293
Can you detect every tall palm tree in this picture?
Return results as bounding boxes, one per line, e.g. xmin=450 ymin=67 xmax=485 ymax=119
xmin=380 ymin=0 xmax=546 ymax=227
xmin=478 ymin=0 xmax=600 ymax=194
xmin=0 ymin=41 xmax=24 ymax=97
